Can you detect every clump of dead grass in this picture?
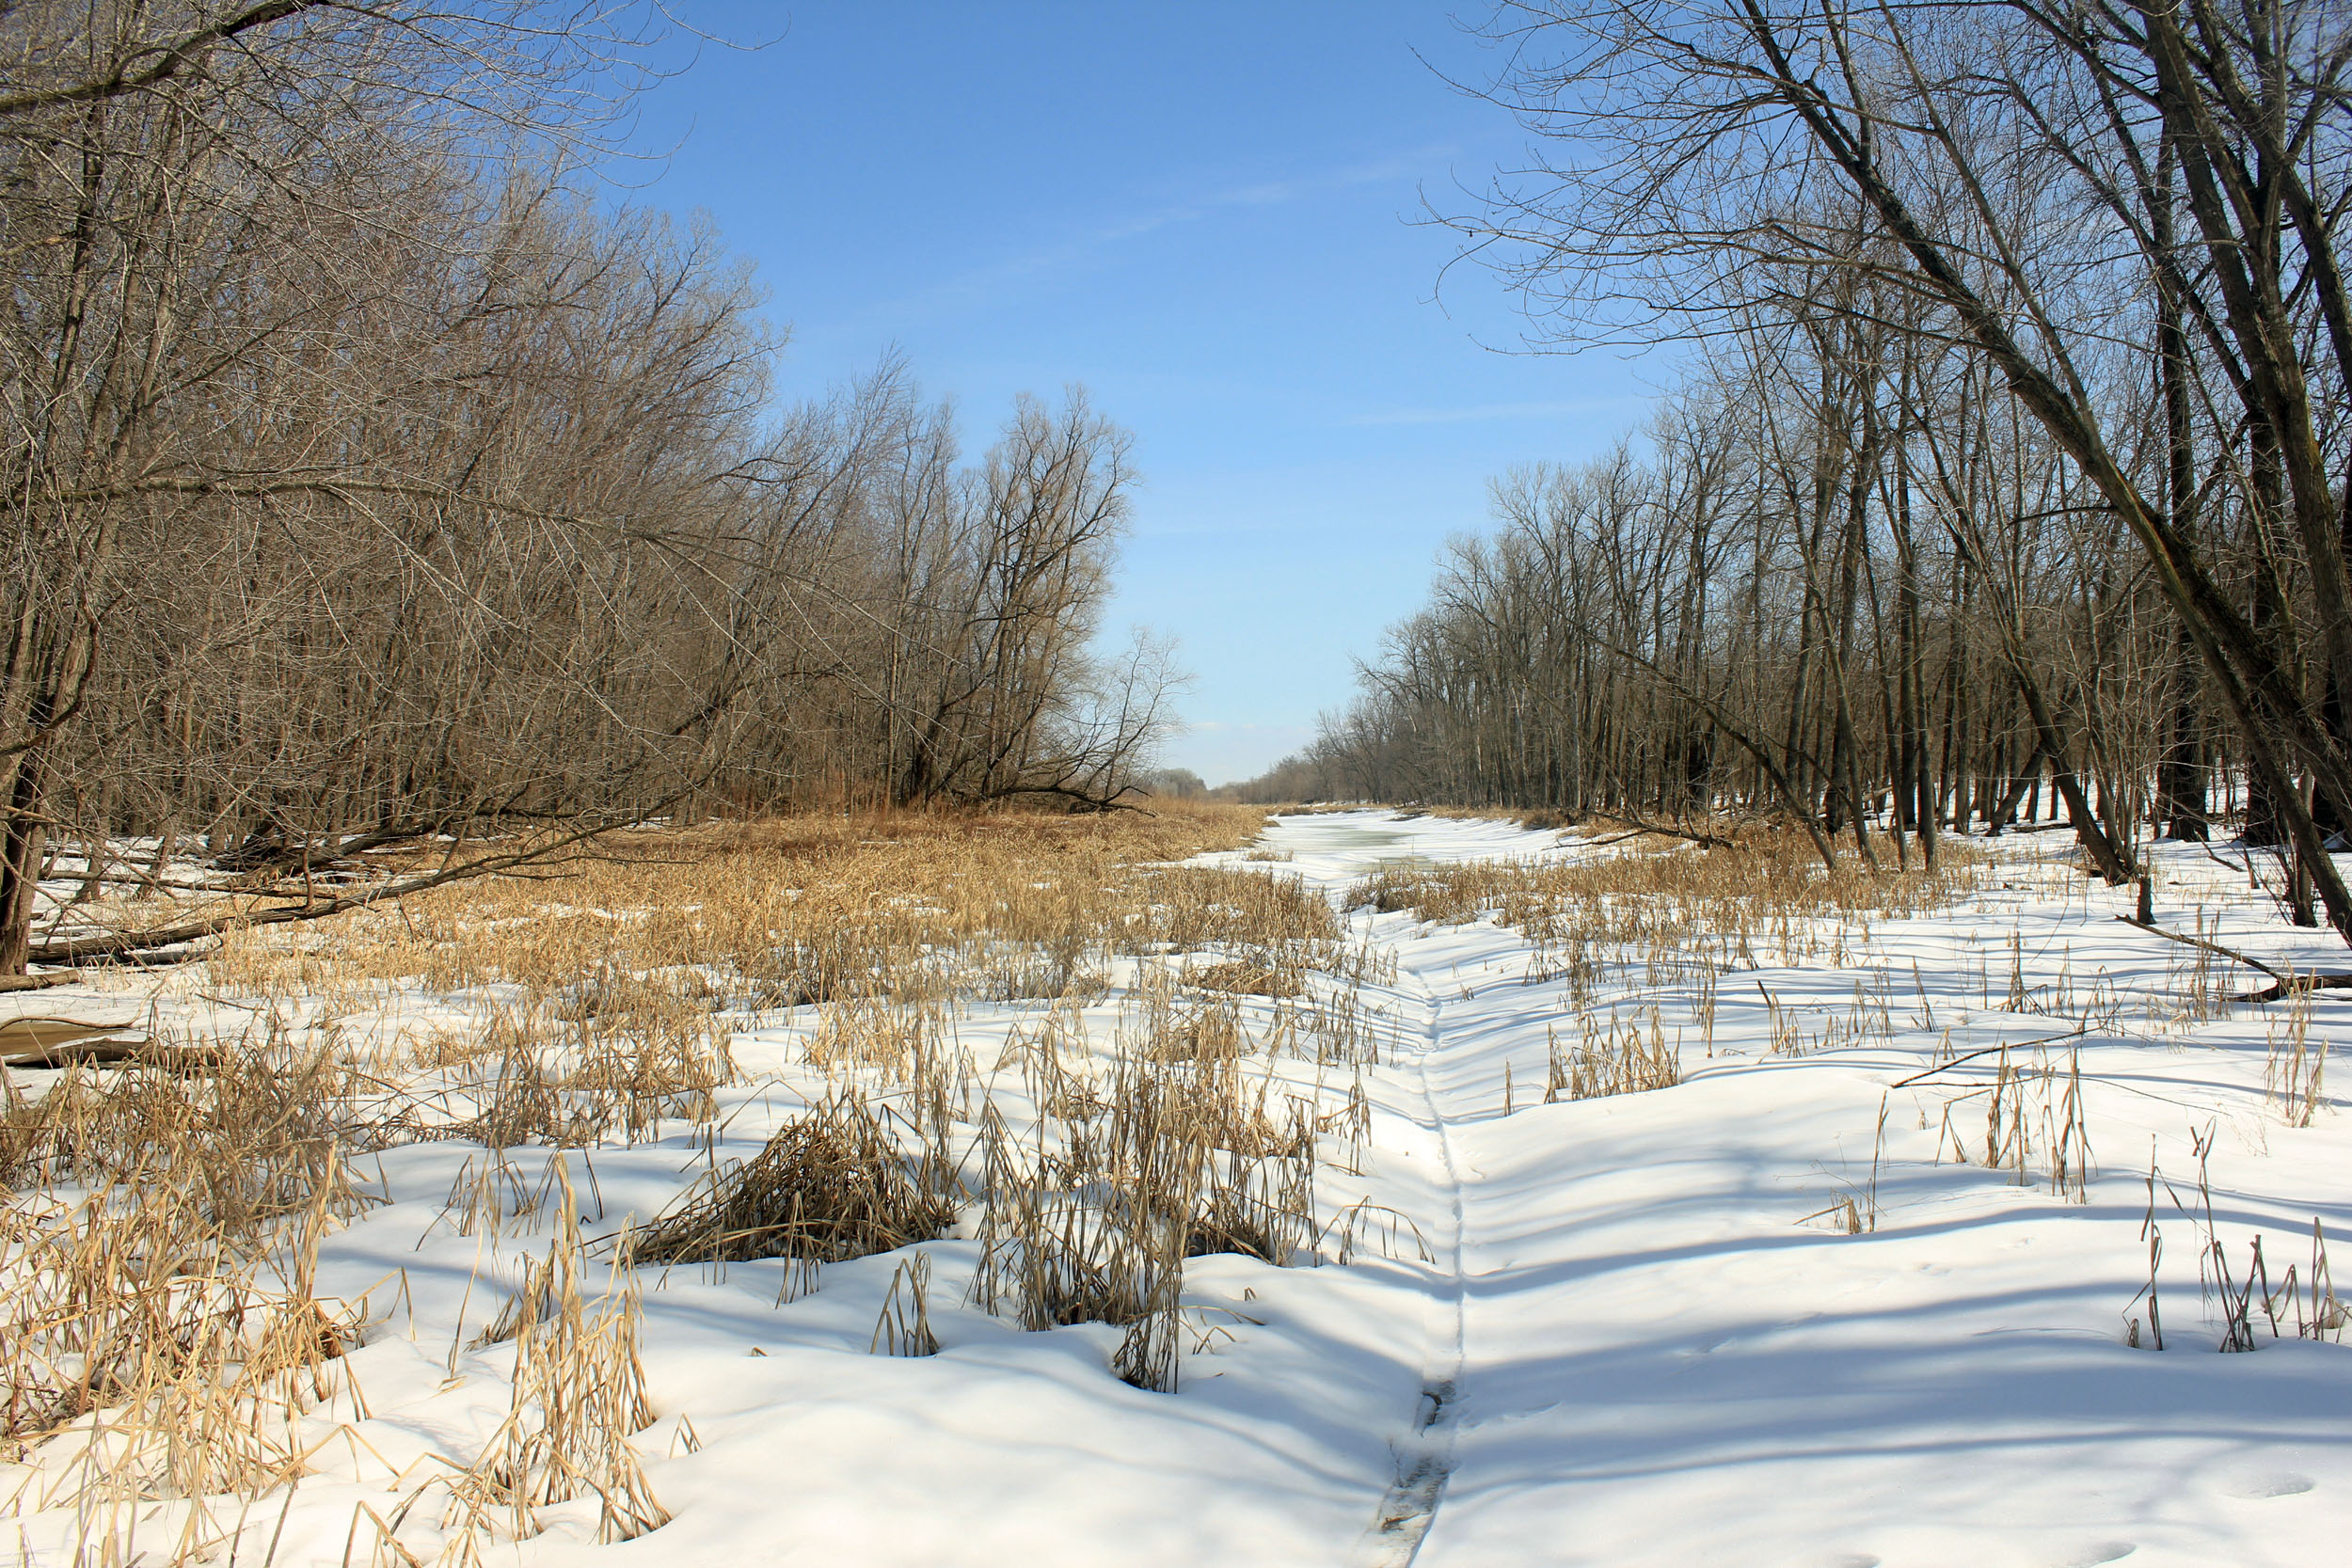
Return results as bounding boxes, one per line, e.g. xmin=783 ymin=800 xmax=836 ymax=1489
xmin=2265 ymin=985 xmax=2330 ymax=1127
xmin=1543 ymin=1011 xmax=1682 ymax=1101
xmin=0 ymin=1031 xmax=380 ymax=1561
xmin=633 ymin=1092 xmax=956 ymax=1268
xmin=442 ymin=1170 xmax=669 ymax=1551
xmin=958 ymin=983 xmax=1321 ymax=1392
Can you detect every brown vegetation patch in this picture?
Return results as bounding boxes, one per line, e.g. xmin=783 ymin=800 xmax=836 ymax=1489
xmin=631 ymin=1094 xmax=954 ymax=1267
xmin=1184 ymin=960 xmax=1300 ymax=998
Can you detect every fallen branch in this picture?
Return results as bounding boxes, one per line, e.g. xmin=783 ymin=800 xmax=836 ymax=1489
xmin=2115 ymin=914 xmax=2283 ymax=982
xmin=2236 ymin=973 xmax=2352 ymax=1004
xmin=976 ymin=782 xmax=1149 ymax=815
xmin=2201 ymin=844 xmax=2253 ymax=877
xmin=1584 ymin=812 xmax=1743 ymax=850
xmin=24 ymin=800 xmax=684 ymax=966
xmin=205 ymin=819 xmax=446 ymax=879
xmin=2114 ymin=914 xmax=2352 ymax=1002
xmin=1891 ymin=1028 xmax=2088 ymax=1087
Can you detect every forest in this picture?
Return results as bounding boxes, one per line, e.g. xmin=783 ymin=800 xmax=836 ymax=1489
xmin=1237 ymin=0 xmax=2352 ymax=933
xmin=0 ymin=1 xmax=1176 ymax=978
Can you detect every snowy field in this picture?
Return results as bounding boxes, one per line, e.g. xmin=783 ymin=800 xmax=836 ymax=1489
xmin=5 ymin=809 xmax=2347 ymax=1567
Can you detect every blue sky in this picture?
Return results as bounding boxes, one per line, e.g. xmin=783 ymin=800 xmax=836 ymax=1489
xmin=631 ymin=2 xmax=1657 ymax=784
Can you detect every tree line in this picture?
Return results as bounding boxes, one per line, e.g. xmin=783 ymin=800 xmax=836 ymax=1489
xmin=1236 ymin=0 xmax=2352 ymax=941
xmin=1 ymin=3 xmax=1173 ymax=974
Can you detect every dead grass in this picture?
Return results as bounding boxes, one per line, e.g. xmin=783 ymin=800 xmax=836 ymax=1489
xmin=1928 ymin=1042 xmax=2095 ymax=1202
xmin=964 ymin=1022 xmax=1316 ymax=1392
xmin=632 ymin=1092 xmax=956 ymax=1268
xmin=0 ymin=802 xmax=2032 ymax=1558
xmin=0 ymin=1030 xmax=375 ymax=1561
xmin=445 ymin=1164 xmax=669 ymax=1550
xmin=1 ymin=800 xmax=1337 ymax=1556
xmin=1351 ymin=831 xmax=1982 ymax=1009
xmin=2266 ymin=985 xmax=2329 ymax=1127
xmin=1544 ymin=1011 xmax=1682 ymax=1101
xmin=201 ymin=801 xmax=1269 ymax=1016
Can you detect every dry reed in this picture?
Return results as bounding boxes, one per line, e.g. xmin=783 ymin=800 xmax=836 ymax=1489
xmin=632 ymin=1092 xmax=956 ymax=1267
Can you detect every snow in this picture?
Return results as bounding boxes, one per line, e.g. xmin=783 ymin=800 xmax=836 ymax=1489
xmin=7 ymin=810 xmax=2349 ymax=1566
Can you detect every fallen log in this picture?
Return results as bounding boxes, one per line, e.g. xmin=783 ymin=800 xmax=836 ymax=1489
xmin=4 ymin=1039 xmax=234 ymax=1071
xmin=21 ymin=798 xmax=686 ymax=967
xmin=0 ymin=1016 xmax=227 ymax=1071
xmin=0 ymin=1015 xmax=123 ymax=1055
xmin=0 ymin=970 xmax=87 ymax=993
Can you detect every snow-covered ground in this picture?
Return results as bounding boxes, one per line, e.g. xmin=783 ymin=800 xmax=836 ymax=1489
xmin=8 ymin=811 xmax=2348 ymax=1566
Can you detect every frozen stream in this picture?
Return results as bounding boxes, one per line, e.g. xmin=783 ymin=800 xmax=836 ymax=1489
xmin=1268 ymin=811 xmax=2349 ymax=1567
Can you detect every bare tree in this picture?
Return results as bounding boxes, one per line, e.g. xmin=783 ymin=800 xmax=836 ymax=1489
xmin=0 ymin=5 xmax=1181 ymax=974
xmin=1370 ymin=1 xmax=2349 ymax=926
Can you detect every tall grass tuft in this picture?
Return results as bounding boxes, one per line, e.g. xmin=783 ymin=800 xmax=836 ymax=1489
xmin=633 ymin=1093 xmax=956 ymax=1267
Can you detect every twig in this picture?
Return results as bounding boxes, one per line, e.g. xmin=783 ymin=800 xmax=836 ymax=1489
xmin=1891 ymin=1027 xmax=2087 ymax=1087
xmin=2201 ymin=844 xmax=2252 ymax=876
